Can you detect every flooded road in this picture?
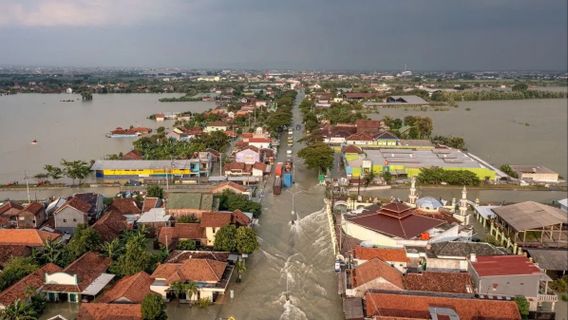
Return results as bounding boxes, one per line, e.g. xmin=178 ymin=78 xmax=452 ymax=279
xmin=167 ymin=89 xmax=343 ymax=320
xmin=0 ymin=93 xmax=214 ymax=183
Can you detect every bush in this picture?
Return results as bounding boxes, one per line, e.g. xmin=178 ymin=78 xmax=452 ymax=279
xmin=176 ymin=240 xmax=197 ymax=250
xmin=499 ymin=164 xmax=519 ymax=178
xmin=197 ymin=297 xmax=212 ymax=308
xmin=417 ymin=167 xmax=480 ymax=186
xmin=514 ymin=296 xmax=529 ymax=319
xmin=177 ymin=214 xmax=199 ymax=223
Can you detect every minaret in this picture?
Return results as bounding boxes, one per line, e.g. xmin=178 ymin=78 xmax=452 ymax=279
xmin=409 ymin=176 xmax=418 ymax=205
xmin=459 ymin=186 xmax=468 ymax=216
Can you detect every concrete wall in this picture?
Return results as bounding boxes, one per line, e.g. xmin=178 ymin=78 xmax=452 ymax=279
xmin=349 ymin=277 xmax=403 ymax=297
xmin=343 ymin=221 xmax=399 ymax=247
xmin=469 ymin=270 xmax=540 ymax=298
xmin=54 ymin=207 xmax=87 ymax=233
xmin=426 ymin=258 xmax=468 ymax=272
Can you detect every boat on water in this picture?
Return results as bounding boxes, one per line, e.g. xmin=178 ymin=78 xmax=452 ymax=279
xmin=31 ymin=139 xmax=38 ymax=145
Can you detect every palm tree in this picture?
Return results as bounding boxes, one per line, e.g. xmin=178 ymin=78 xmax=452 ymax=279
xmin=42 ymin=239 xmax=64 ymax=264
xmin=236 ymin=259 xmax=247 ymax=283
xmin=169 ymin=281 xmax=185 ymax=305
xmin=100 ymin=239 xmax=120 ymax=260
xmin=0 ymin=299 xmax=36 ymax=320
xmin=184 ymin=281 xmax=198 ymax=307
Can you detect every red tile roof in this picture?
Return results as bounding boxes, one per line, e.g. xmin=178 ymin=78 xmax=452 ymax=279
xmin=253 ymin=162 xmax=267 ymax=172
xmin=122 ymin=150 xmax=143 ymax=160
xmin=210 ymin=182 xmax=247 ymax=194
xmin=92 ymin=211 xmax=128 ymax=242
xmin=403 ymin=272 xmax=473 ymax=294
xmin=0 ymin=263 xmax=62 ymax=307
xmin=342 ymin=145 xmax=364 ymax=154
xmin=22 ymin=202 xmax=44 ymax=216
xmin=98 ymin=272 xmax=153 ymax=304
xmin=0 ymin=201 xmax=23 ymax=216
xmin=346 ymin=133 xmax=374 ymax=141
xmin=471 ymin=255 xmax=543 ymax=277
xmin=0 ymin=229 xmax=61 ymax=247
xmin=364 ymin=292 xmax=521 ymax=320
xmin=231 ymin=210 xmax=252 ymax=226
xmin=77 ymin=303 xmax=142 ymax=320
xmin=141 ymin=197 xmax=161 ymax=212
xmin=152 ymin=258 xmax=227 ymax=283
xmin=352 ymin=258 xmax=403 ymax=289
xmin=60 ymin=197 xmax=92 ymax=214
xmin=62 ymin=252 xmax=111 ymax=291
xmin=158 ymin=223 xmax=204 ymax=248
xmin=0 ymin=245 xmax=32 ymax=268
xmin=346 ymin=203 xmax=446 ymax=239
xmin=110 ymin=199 xmax=141 ymax=214
xmin=200 ymin=212 xmax=232 ymax=228
xmin=353 ymin=246 xmax=409 ymax=263
xmin=248 ymin=137 xmax=271 ymax=143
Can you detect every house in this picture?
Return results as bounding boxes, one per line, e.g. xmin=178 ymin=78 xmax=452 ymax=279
xmin=142 ymin=197 xmax=162 ymax=213
xmin=98 ymin=271 xmax=153 ymax=304
xmin=343 ymin=202 xmax=458 ymax=248
xmin=158 ymin=223 xmax=204 ymax=250
xmin=109 ymin=198 xmax=142 ymax=227
xmin=345 ymin=131 xmax=399 ymax=147
xmin=0 ymin=263 xmax=62 ymax=309
xmin=0 ymin=201 xmax=23 ymax=227
xmin=424 ymin=241 xmax=506 ymax=272
xmin=16 ymin=202 xmax=46 ymax=228
xmin=121 ymin=150 xmax=143 ymax=160
xmin=355 ymin=119 xmax=382 ymax=134
xmin=224 ymin=162 xmax=252 ymax=177
xmin=364 ymin=291 xmax=520 ymax=320
xmin=510 ymin=165 xmax=559 ymax=183
xmin=151 ymin=257 xmax=233 ymax=302
xmin=352 ymin=246 xmax=409 ymax=273
xmin=77 ymin=303 xmax=141 ymax=320
xmin=248 ymin=137 xmax=271 ymax=149
xmin=43 ymin=252 xmax=113 ymax=303
xmin=204 ymin=121 xmax=227 ymax=133
xmin=487 ymin=201 xmax=567 ymax=254
xmin=526 ymin=248 xmax=568 ymax=279
xmin=54 ymin=193 xmax=104 ymax=234
xmin=210 ymin=182 xmax=249 ymax=196
xmin=0 ymin=229 xmax=61 ymax=247
xmin=235 ymin=146 xmax=260 ymax=165
xmin=346 ymin=258 xmax=473 ymax=298
xmin=154 ymin=113 xmax=165 ymax=122
xmin=252 ymin=162 xmax=267 ymax=178
xmin=92 ymin=211 xmax=128 ymax=242
xmin=385 ymin=95 xmax=429 ymax=105
xmin=468 ymin=255 xmax=557 ymax=311
xmin=165 ymin=192 xmax=214 ymax=219
xmin=201 ymin=212 xmax=232 ymax=246
xmin=136 ymin=208 xmax=172 ymax=229
xmin=0 ymin=245 xmax=32 ymax=270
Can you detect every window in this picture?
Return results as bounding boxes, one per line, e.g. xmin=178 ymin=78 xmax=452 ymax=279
xmin=73 ymin=218 xmax=77 ymax=222
xmin=63 ymin=219 xmax=67 ymax=223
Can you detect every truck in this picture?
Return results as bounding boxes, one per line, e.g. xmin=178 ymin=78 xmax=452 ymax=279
xmin=275 ymin=162 xmax=283 ymax=177
xmin=282 ymin=161 xmax=294 ymax=188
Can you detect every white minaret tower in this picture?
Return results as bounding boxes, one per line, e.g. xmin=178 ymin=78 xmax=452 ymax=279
xmin=409 ymin=176 xmax=418 ymax=205
xmin=459 ymin=186 xmax=468 ymax=216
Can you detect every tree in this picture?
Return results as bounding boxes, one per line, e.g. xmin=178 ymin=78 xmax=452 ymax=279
xmin=100 ymin=239 xmax=121 ymax=260
xmin=512 ymin=83 xmax=529 ymax=92
xmin=111 ymin=233 xmax=153 ymax=276
xmin=176 ymin=239 xmax=197 ymax=250
xmin=382 ymin=172 xmax=393 ymax=184
xmin=141 ymin=294 xmax=167 ymax=320
xmin=218 ymin=190 xmax=261 ymax=218
xmin=81 ymin=91 xmax=93 ymax=101
xmin=177 ymin=214 xmax=199 ymax=223
xmin=184 ymin=281 xmax=198 ymax=306
xmin=0 ymin=257 xmax=39 ymax=291
xmin=499 ymin=164 xmax=519 ymax=178
xmin=363 ymin=170 xmax=376 ymax=187
xmin=146 ymin=184 xmax=164 ymax=199
xmin=60 ymin=159 xmax=91 ymax=185
xmin=169 ymin=281 xmax=185 ymax=304
xmin=44 ymin=164 xmax=64 ymax=181
xmin=235 ymin=227 xmax=259 ymax=254
xmin=66 ymin=225 xmax=101 ymax=262
xmin=0 ymin=299 xmax=36 ymax=320
xmin=298 ymin=142 xmax=334 ymax=171
xmin=213 ymin=225 xmax=237 ymax=252
xmin=33 ymin=173 xmax=49 ymax=184
xmin=36 ymin=239 xmax=65 ymax=264
xmin=514 ymin=296 xmax=529 ymax=319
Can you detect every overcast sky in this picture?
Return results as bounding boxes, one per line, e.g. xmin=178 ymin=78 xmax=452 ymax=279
xmin=0 ymin=0 xmax=566 ymax=71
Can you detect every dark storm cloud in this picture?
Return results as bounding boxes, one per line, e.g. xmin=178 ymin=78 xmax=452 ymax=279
xmin=0 ymin=0 xmax=566 ymax=70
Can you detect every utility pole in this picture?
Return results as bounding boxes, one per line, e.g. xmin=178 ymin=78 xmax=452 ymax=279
xmin=24 ymin=171 xmax=31 ymax=204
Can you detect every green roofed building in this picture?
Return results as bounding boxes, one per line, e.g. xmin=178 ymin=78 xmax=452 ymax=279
xmin=165 ymin=192 xmax=215 ymax=218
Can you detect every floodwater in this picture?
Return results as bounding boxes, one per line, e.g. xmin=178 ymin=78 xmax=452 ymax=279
xmin=369 ymin=98 xmax=568 ymax=177
xmin=167 ymin=89 xmax=343 ymax=320
xmin=0 ymin=93 xmax=214 ymax=183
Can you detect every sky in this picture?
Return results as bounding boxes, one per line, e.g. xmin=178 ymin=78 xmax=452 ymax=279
xmin=0 ymin=0 xmax=566 ymax=71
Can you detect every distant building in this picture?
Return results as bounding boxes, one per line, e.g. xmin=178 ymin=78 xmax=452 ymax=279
xmin=92 ymin=155 xmax=212 ymax=179
xmin=204 ymin=121 xmax=227 ymax=133
xmin=510 ymin=165 xmax=559 ymax=183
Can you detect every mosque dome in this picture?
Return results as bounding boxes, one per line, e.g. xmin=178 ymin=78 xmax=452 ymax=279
xmin=416 ymin=197 xmax=443 ymax=211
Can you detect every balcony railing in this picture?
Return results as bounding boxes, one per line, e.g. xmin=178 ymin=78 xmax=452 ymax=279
xmin=537 ymin=294 xmax=558 ymax=303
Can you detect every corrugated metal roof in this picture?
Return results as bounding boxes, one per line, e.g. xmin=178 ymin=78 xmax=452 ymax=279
xmin=492 ymin=201 xmax=567 ymax=231
xmin=91 ymin=160 xmax=196 ymax=170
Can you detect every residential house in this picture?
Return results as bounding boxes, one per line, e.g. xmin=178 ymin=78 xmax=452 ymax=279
xmin=364 ymin=291 xmax=520 ymax=320
xmin=352 ymin=246 xmax=409 ymax=273
xmin=224 ymin=162 xmax=252 ymax=177
xmin=165 ymin=192 xmax=214 ymax=219
xmin=109 ymin=198 xmax=141 ymax=227
xmin=16 ymin=202 xmax=46 ymax=228
xmin=0 ymin=229 xmax=61 ymax=247
xmin=92 ymin=211 xmax=128 ymax=242
xmin=468 ymin=255 xmax=557 ymax=311
xmin=158 ymin=223 xmax=204 ymax=250
xmin=204 ymin=121 xmax=227 ymax=133
xmin=526 ymin=248 xmax=568 ymax=279
xmin=384 ymin=95 xmax=429 ymax=105
xmin=235 ymin=146 xmax=260 ymax=165
xmin=98 ymin=271 xmax=153 ymax=304
xmin=0 ymin=263 xmax=62 ymax=309
xmin=136 ymin=208 xmax=172 ymax=230
xmin=423 ymin=241 xmax=506 ymax=272
xmin=54 ymin=197 xmax=91 ymax=234
xmin=0 ymin=201 xmax=23 ymax=227
xmin=201 ymin=212 xmax=232 ymax=246
xmin=355 ymin=119 xmax=382 ymax=134
xmin=77 ymin=303 xmax=141 ymax=320
xmin=142 ymin=197 xmax=162 ymax=213
xmin=43 ymin=252 xmax=113 ymax=303
xmin=121 ymin=150 xmax=143 ymax=160
xmin=210 ymin=182 xmax=249 ymax=197
xmin=248 ymin=137 xmax=271 ymax=149
xmin=151 ymin=257 xmax=233 ymax=302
